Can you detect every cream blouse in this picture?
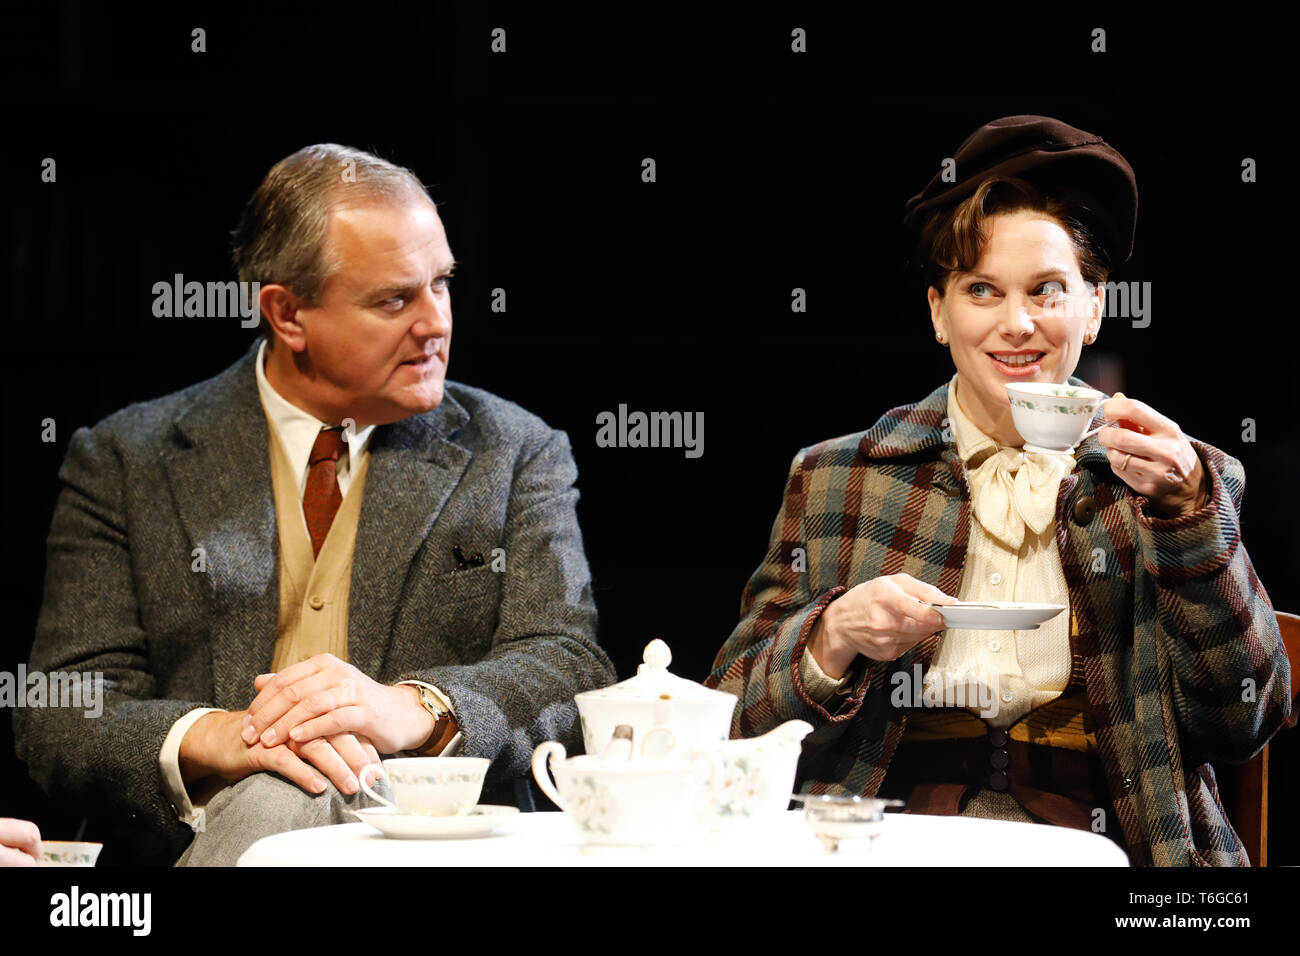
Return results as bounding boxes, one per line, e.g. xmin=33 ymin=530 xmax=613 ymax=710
xmin=802 ymin=375 xmax=1075 ymax=727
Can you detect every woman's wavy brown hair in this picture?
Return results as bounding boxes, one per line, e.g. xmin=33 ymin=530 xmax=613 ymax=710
xmin=915 ymin=176 xmax=1111 ymax=295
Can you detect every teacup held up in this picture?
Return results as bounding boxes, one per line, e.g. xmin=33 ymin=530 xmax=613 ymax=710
xmin=1005 ymin=382 xmax=1110 ymax=454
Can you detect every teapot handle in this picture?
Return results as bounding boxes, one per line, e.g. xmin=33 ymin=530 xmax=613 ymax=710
xmin=640 ymin=726 xmax=676 ymax=757
xmin=531 ymin=741 xmax=568 ymax=811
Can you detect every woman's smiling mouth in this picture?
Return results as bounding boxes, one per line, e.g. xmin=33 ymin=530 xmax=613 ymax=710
xmin=987 ymin=350 xmax=1045 ymax=376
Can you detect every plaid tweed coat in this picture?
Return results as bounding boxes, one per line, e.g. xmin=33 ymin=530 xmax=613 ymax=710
xmin=706 ymin=378 xmax=1291 ymax=866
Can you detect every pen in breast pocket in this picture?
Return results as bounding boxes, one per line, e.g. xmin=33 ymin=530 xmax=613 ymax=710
xmin=453 ymin=546 xmax=485 ymax=570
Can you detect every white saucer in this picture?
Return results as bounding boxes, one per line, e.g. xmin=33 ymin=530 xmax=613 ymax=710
xmin=352 ymin=805 xmax=519 ymax=839
xmin=928 ymin=601 xmax=1067 ymax=631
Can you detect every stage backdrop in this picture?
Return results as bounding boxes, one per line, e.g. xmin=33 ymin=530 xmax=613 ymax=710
xmin=5 ymin=5 xmax=1295 ymax=861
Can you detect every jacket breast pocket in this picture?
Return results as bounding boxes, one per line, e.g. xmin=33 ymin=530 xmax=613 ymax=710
xmin=437 ymin=564 xmax=501 ymax=604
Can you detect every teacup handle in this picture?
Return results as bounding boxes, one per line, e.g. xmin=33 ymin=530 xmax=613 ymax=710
xmin=641 ymin=726 xmax=676 ymax=757
xmin=357 ymin=763 xmax=398 ymax=811
xmin=531 ymin=742 xmax=569 ymax=812
xmin=1079 ymin=399 xmax=1115 ymax=442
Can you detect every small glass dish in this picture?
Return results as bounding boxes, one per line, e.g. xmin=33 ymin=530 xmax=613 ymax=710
xmin=790 ymin=794 xmax=904 ymax=853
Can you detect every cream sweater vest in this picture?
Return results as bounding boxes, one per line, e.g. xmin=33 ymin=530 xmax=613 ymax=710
xmin=265 ymin=419 xmax=370 ymax=673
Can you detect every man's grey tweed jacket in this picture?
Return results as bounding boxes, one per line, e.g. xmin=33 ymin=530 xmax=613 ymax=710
xmin=15 ymin=340 xmax=616 ymax=864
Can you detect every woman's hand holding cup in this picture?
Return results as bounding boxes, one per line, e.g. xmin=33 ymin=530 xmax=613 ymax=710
xmin=808 ymin=573 xmax=956 ymax=678
xmin=1097 ymin=392 xmax=1209 ymax=517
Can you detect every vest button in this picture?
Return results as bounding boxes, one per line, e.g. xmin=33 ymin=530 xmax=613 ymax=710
xmin=990 ymin=749 xmax=1009 ymax=770
xmin=989 ymin=770 xmax=1009 ymax=792
xmin=988 ymin=729 xmax=1008 ymax=748
xmin=1073 ymin=496 xmax=1097 ymax=525
xmin=309 ymin=595 xmax=325 ymax=610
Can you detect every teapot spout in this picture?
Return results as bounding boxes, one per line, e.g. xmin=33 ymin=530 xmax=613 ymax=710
xmin=761 ymin=719 xmax=814 ymax=744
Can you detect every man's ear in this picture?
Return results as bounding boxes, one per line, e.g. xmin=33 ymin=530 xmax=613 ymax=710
xmin=259 ymin=284 xmax=308 ymax=352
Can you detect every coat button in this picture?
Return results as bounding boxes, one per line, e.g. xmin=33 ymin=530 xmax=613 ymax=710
xmin=309 ymin=595 xmax=325 ymax=610
xmin=1073 ymin=496 xmax=1097 ymax=525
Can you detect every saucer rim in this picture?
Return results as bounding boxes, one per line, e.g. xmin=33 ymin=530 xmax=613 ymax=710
xmin=933 ymin=602 xmax=1066 ymax=631
xmin=353 ymin=804 xmax=519 ymax=820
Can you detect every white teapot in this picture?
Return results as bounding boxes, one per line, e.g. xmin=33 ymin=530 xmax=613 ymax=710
xmin=575 ymin=639 xmax=738 ymax=757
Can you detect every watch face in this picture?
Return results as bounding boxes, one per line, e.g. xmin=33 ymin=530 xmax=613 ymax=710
xmin=420 ymin=688 xmax=444 ymax=718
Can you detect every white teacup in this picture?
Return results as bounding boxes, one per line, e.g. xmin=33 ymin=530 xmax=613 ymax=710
xmin=358 ymin=757 xmax=489 ymax=816
xmin=532 ymin=741 xmax=718 ymax=846
xmin=38 ymin=841 xmax=103 ymax=867
xmin=1005 ymin=382 xmax=1108 ymax=453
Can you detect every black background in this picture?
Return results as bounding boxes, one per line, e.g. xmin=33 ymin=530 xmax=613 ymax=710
xmin=3 ymin=3 xmax=1297 ymax=865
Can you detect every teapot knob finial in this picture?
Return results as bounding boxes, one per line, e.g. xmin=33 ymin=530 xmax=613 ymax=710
xmin=642 ymin=639 xmax=672 ymax=670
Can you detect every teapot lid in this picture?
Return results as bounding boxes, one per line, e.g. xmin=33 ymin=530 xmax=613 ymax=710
xmin=577 ymin=639 xmax=734 ymax=704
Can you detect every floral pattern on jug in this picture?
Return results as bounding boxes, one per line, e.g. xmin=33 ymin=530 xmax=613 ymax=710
xmin=713 ymin=757 xmax=767 ymax=818
xmin=698 ymin=720 xmax=814 ymax=834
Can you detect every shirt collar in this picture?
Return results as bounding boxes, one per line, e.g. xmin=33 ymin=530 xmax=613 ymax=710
xmin=254 ymin=338 xmax=375 ymax=478
xmin=945 ymin=373 xmax=1001 ymax=467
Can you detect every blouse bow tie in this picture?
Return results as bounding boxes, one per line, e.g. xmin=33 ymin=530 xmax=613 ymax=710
xmin=966 ymin=446 xmax=1076 ymax=550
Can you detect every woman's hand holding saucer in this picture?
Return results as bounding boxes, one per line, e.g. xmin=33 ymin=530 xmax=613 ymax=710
xmin=808 ymin=573 xmax=956 ymax=677
xmin=1096 ymin=393 xmax=1209 ymax=518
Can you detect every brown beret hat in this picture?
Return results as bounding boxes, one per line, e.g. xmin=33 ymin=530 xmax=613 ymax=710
xmin=903 ymin=115 xmax=1139 ymax=264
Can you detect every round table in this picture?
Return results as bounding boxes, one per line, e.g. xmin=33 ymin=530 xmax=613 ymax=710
xmin=237 ymin=810 xmax=1129 ymax=866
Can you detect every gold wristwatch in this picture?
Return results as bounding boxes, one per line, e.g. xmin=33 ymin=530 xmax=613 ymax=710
xmin=409 ymin=685 xmax=450 ymax=755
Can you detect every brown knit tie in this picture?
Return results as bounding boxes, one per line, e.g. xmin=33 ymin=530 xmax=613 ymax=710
xmin=303 ymin=427 xmax=346 ymax=558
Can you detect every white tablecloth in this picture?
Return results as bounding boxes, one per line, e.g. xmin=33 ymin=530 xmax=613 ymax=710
xmin=237 ymin=810 xmax=1129 ymax=866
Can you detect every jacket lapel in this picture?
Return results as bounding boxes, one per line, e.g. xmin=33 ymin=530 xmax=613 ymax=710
xmin=347 ymin=393 xmax=472 ymax=679
xmin=163 ymin=343 xmax=279 ymax=709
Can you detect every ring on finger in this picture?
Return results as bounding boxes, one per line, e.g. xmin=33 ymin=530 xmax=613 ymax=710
xmin=1120 ymin=453 xmax=1132 ymax=472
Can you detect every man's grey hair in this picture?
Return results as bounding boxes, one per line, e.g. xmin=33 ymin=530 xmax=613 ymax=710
xmin=231 ymin=144 xmax=435 ymax=335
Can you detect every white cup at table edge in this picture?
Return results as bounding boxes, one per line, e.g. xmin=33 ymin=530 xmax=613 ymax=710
xmin=357 ymin=756 xmax=489 ymax=817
